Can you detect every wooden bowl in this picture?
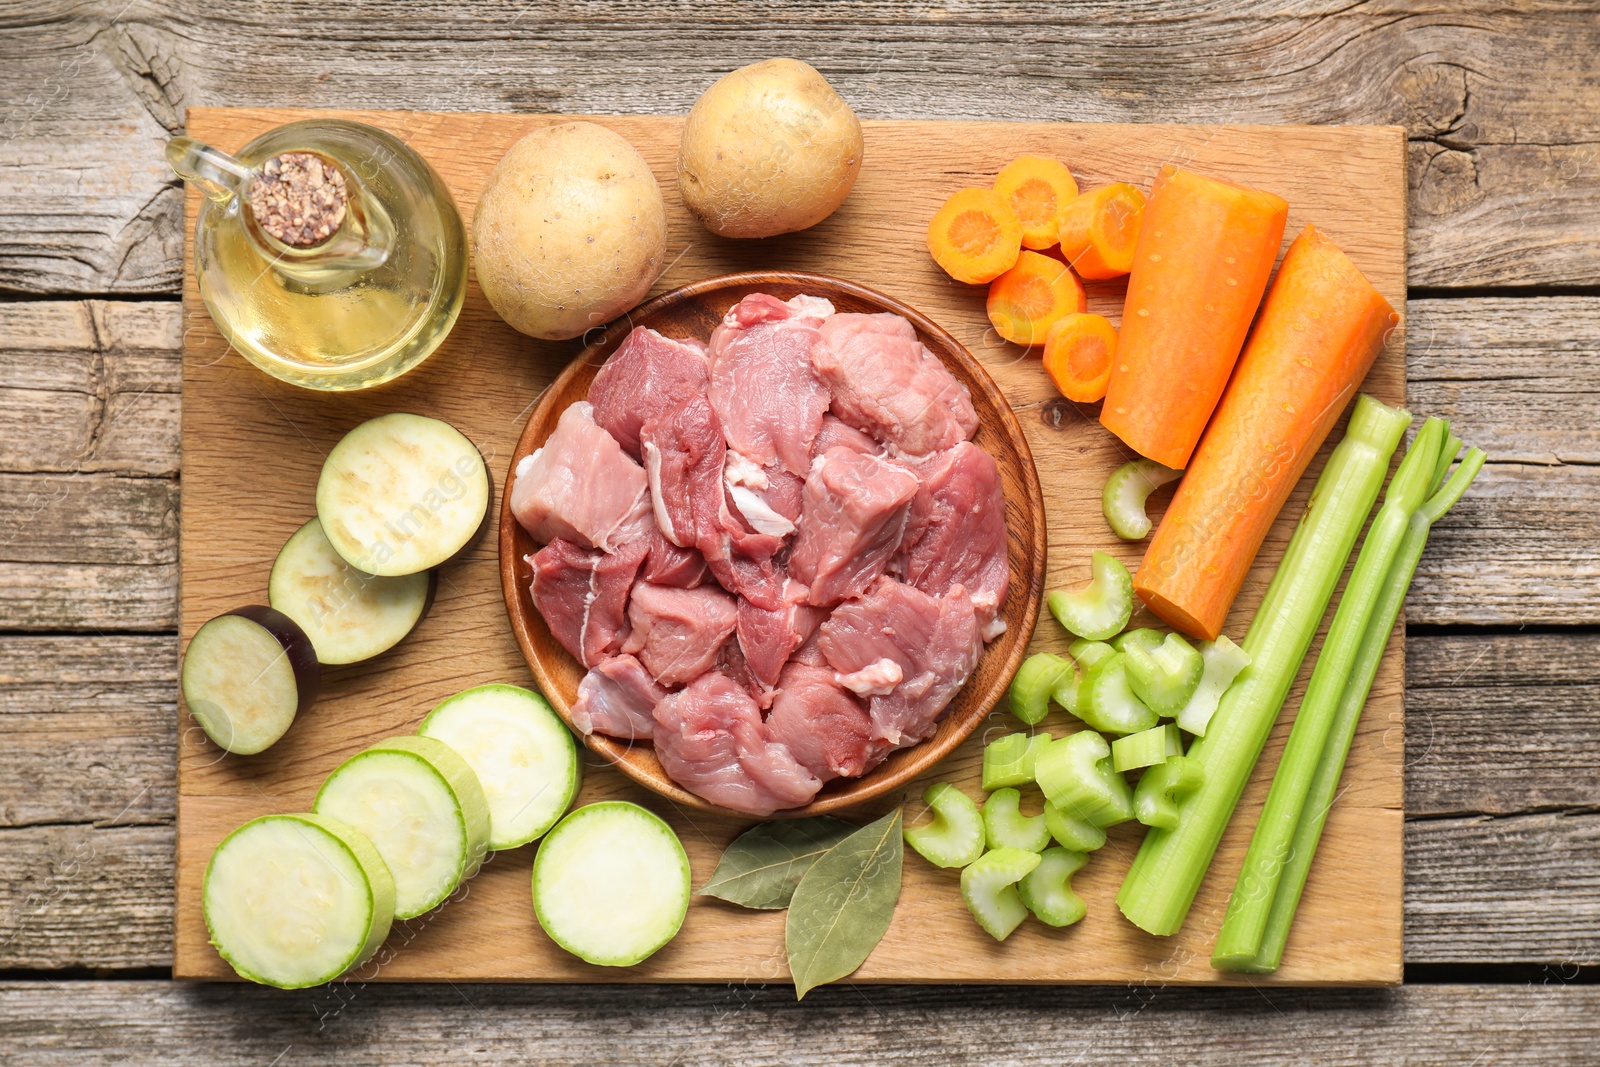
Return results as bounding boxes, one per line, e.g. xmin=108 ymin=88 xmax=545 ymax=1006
xmin=499 ymin=271 xmax=1046 ymax=818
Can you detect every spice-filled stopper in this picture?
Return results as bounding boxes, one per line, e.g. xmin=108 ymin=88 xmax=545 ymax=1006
xmin=248 ymin=152 xmax=348 ymax=247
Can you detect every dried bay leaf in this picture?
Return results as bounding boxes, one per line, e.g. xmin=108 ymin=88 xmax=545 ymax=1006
xmin=785 ymin=809 xmax=903 ymax=999
xmin=698 ymin=815 xmax=858 ymax=910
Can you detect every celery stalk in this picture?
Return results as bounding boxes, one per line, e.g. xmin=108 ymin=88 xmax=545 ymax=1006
xmin=1212 ymin=418 xmax=1450 ymax=968
xmin=1116 ymin=394 xmax=1413 ymax=937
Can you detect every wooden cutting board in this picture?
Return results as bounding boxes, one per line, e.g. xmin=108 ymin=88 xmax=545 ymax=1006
xmin=175 ymin=108 xmax=1407 ymax=986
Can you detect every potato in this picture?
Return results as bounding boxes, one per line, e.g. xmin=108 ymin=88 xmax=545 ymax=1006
xmin=678 ymin=58 xmax=863 ymax=239
xmin=473 ymin=122 xmax=667 ymax=341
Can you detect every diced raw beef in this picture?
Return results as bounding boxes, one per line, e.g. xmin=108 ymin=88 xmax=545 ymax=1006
xmin=570 ymin=654 xmax=666 ymax=740
xmin=622 ymin=583 xmax=739 ymax=686
xmin=640 ymin=525 xmax=708 ymax=588
xmin=788 ymin=447 xmax=920 ymax=606
xmin=736 ymin=578 xmax=827 ymax=689
xmin=723 ymin=451 xmax=797 ymax=537
xmin=811 ymin=312 xmax=979 ymax=455
xmin=708 ymin=293 xmax=833 ymax=476
xmin=588 ymin=327 xmax=710 ymax=456
xmin=812 ymin=414 xmax=879 ymax=460
xmin=818 ymin=577 xmax=984 ymax=747
xmin=512 ymin=401 xmax=652 ymax=551
xmin=528 ymin=536 xmax=648 ymax=668
xmin=895 ymin=442 xmax=1010 ymax=625
xmin=652 ymin=672 xmax=822 ymax=815
xmin=766 ymin=662 xmax=885 ymax=782
xmin=640 ymin=395 xmax=726 ymax=550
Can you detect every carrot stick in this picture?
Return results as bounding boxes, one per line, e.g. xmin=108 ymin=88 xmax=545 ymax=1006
xmin=1133 ymin=225 xmax=1400 ymax=640
xmin=1099 ymin=166 xmax=1288 ymax=469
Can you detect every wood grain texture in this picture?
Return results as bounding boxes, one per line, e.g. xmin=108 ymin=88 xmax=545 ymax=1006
xmin=171 ymin=108 xmax=1406 ymax=985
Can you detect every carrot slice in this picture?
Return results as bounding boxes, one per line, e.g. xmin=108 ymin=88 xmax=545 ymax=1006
xmin=993 ymin=156 xmax=1079 ymax=251
xmin=1100 ymin=166 xmax=1289 ymax=470
xmin=1134 ymin=225 xmax=1400 ymax=640
xmin=1057 ymin=183 xmax=1146 ymax=280
xmin=927 ymin=188 xmax=1023 ymax=284
xmin=1042 ymin=313 xmax=1118 ymax=402
xmin=987 ymin=251 xmax=1088 ymax=346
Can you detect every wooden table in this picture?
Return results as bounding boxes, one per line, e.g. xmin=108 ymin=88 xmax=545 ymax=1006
xmin=1 ymin=3 xmax=1596 ymax=1062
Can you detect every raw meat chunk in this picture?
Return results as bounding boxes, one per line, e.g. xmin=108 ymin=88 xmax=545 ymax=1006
xmin=708 ymin=293 xmax=833 ymax=476
xmin=811 ymin=413 xmax=879 ymax=459
xmin=736 ymin=578 xmax=827 ymax=689
xmin=896 ymin=442 xmax=1010 ymax=624
xmin=652 ymin=672 xmax=822 ymax=815
xmin=724 ymin=451 xmax=801 ymax=537
xmin=788 ymin=447 xmax=919 ymax=606
xmin=766 ymin=662 xmax=885 ymax=782
xmin=818 ymin=577 xmax=984 ymax=747
xmin=570 ymin=654 xmax=666 ymax=740
xmin=811 ymin=312 xmax=979 ymax=455
xmin=588 ymin=326 xmax=710 ymax=456
xmin=622 ymin=583 xmax=739 ymax=686
xmin=528 ymin=536 xmax=648 ymax=668
xmin=512 ymin=401 xmax=651 ymax=551
xmin=640 ymin=525 xmax=709 ymax=588
xmin=640 ymin=395 xmax=726 ymax=550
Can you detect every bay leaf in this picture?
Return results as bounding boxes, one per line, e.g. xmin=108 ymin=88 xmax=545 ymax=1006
xmin=785 ymin=809 xmax=904 ymax=1000
xmin=697 ymin=815 xmax=858 ymax=910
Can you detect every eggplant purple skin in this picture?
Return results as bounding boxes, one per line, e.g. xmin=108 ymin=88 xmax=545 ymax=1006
xmin=225 ymin=605 xmax=322 ymax=715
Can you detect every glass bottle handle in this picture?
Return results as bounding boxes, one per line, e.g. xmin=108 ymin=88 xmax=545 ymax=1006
xmin=165 ymin=136 xmax=253 ymax=204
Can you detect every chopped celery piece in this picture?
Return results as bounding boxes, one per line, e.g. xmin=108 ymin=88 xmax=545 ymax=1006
xmin=1009 ymin=653 xmax=1072 ymax=726
xmin=1112 ymin=723 xmax=1183 ymax=773
xmin=1044 ymin=802 xmax=1107 ymax=852
xmin=1034 ymin=730 xmax=1134 ymax=828
xmin=1051 ymin=660 xmax=1084 ymax=715
xmin=1111 ymin=628 xmax=1165 ymax=655
xmin=1117 ymin=393 xmax=1413 ymax=937
xmin=1047 ymin=552 xmax=1134 ymax=642
xmin=982 ymin=787 xmax=1052 ymax=853
xmin=982 ymin=732 xmax=1051 ymax=791
xmin=1175 ymin=635 xmax=1252 ymax=737
xmin=1125 ymin=633 xmax=1204 ymax=716
xmin=1133 ymin=755 xmax=1204 ymax=830
xmin=903 ymin=782 xmax=985 ymax=869
xmin=1077 ymin=653 xmax=1158 ymax=735
xmin=1102 ymin=459 xmax=1182 ymax=540
xmin=960 ymin=847 xmax=1042 ymax=941
xmin=1054 ymin=641 xmax=1111 ymax=716
xmin=1066 ymin=638 xmax=1116 ymax=669
xmin=1018 ymin=846 xmax=1090 ymax=927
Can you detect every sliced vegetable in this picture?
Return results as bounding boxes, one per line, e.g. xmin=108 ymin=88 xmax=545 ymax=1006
xmin=1051 ymin=658 xmax=1084 ymax=716
xmin=982 ymin=732 xmax=1052 ymax=791
xmin=269 ymin=518 xmax=435 ymax=665
xmin=181 ymin=606 xmax=319 ymax=755
xmin=1034 ymin=729 xmax=1135 ymax=827
xmin=418 ymin=684 xmax=581 ymax=850
xmin=987 ymin=250 xmax=1087 ymax=346
xmin=927 ymin=187 xmax=1022 ymax=284
xmin=1133 ymin=225 xmax=1402 ymax=639
xmin=1044 ymin=801 xmax=1107 ymax=852
xmin=203 ymin=813 xmax=395 ymax=989
xmin=983 ymin=787 xmax=1052 ymax=853
xmin=993 ymin=155 xmax=1079 ymax=250
xmin=1056 ymin=182 xmax=1146 ymax=280
xmin=960 ymin=846 xmax=1042 ymax=941
xmin=313 ymin=735 xmax=491 ymax=920
xmin=1100 ymin=166 xmax=1289 ymax=470
xmin=1076 ymin=653 xmax=1158 ymax=736
xmin=787 ymin=810 xmax=903 ymax=998
xmin=1117 ymin=394 xmax=1412 ymax=937
xmin=1110 ymin=627 xmax=1165 ymax=655
xmin=1042 ymin=312 xmax=1117 ymax=403
xmin=903 ymin=782 xmax=986 ymax=869
xmin=1214 ymin=420 xmax=1473 ymax=971
xmin=316 ymin=413 xmax=491 ymax=577
xmin=1047 ymin=551 xmax=1134 ymax=642
xmin=1175 ymin=635 xmax=1252 ymax=737
xmin=1102 ymin=460 xmax=1182 ymax=541
xmin=1018 ymin=846 xmax=1089 ymax=927
xmin=698 ymin=816 xmax=858 ymax=910
xmin=1124 ymin=632 xmax=1204 ymax=716
xmin=1009 ymin=652 xmax=1073 ymax=725
xmin=1112 ymin=723 xmax=1184 ymax=773
xmin=533 ymin=801 xmax=690 ymax=967
xmin=1066 ymin=638 xmax=1116 ymax=669
xmin=1133 ymin=754 xmax=1204 ymax=830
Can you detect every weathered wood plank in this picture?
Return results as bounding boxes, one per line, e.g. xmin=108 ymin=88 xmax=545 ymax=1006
xmin=0 ymin=561 xmax=177 ymax=631
xmin=4 ymin=981 xmax=1600 ymax=1065
xmin=1 ymin=2 xmax=1596 ymax=293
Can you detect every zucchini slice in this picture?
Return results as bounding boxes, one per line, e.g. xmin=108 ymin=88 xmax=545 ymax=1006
xmin=532 ymin=802 xmax=690 ymax=967
xmin=203 ymin=812 xmax=395 ymax=988
xmin=181 ymin=606 xmax=319 ymax=755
